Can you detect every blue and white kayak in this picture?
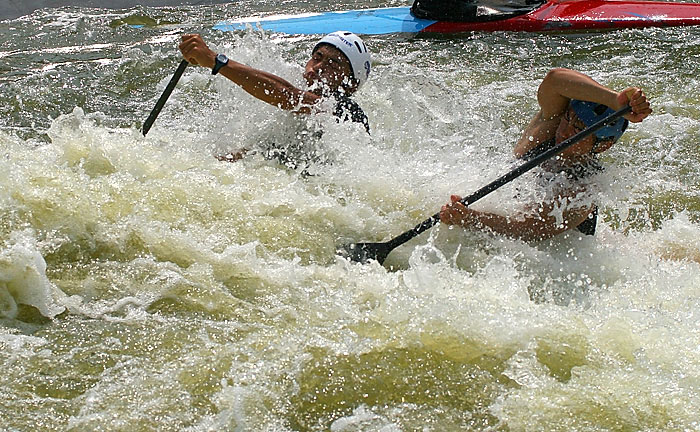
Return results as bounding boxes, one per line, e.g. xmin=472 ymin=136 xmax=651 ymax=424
xmin=213 ymin=7 xmax=437 ymax=35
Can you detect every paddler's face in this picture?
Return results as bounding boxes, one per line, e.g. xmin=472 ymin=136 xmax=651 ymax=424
xmin=304 ymin=45 xmax=354 ymax=95
xmin=555 ymin=106 xmax=614 ymax=157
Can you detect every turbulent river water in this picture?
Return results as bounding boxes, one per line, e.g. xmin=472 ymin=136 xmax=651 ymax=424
xmin=2 ymin=1 xmax=700 ymax=430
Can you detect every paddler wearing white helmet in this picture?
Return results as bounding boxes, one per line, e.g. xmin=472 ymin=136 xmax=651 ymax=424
xmin=179 ymin=31 xmax=371 ymax=140
xmin=303 ymin=31 xmax=371 ymax=134
xmin=307 ymin=31 xmax=371 ymax=92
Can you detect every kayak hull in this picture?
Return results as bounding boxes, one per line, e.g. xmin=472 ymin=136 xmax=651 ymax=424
xmin=213 ymin=0 xmax=700 ymax=34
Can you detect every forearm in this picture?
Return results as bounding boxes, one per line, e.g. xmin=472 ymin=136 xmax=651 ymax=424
xmin=454 ymin=208 xmax=550 ymax=241
xmin=441 ymin=200 xmax=592 ymax=241
xmin=178 ymin=35 xmax=317 ymax=112
xmin=218 ymin=61 xmax=317 ymax=112
xmin=537 ymin=68 xmax=620 ymax=117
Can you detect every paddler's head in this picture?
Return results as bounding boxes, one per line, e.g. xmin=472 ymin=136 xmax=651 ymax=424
xmin=556 ymin=99 xmax=629 ymax=156
xmin=304 ymin=31 xmax=371 ymax=96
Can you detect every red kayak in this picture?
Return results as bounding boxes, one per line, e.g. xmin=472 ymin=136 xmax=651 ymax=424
xmin=423 ymin=0 xmax=700 ymax=32
xmin=214 ymin=0 xmax=700 ymax=34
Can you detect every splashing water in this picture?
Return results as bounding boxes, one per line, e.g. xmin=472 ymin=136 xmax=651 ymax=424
xmin=2 ymin=2 xmax=700 ymax=430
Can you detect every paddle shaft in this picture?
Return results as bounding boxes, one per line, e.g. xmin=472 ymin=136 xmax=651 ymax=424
xmin=381 ymin=105 xmax=632 ymax=252
xmin=142 ymin=60 xmax=189 ymax=136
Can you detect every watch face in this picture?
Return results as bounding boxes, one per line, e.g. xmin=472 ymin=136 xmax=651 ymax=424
xmin=216 ymin=54 xmax=228 ymax=64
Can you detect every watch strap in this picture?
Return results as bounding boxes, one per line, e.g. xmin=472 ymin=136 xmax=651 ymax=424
xmin=212 ymin=54 xmax=228 ymax=75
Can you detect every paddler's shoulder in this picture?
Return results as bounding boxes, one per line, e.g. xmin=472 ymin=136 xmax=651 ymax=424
xmin=332 ymin=93 xmax=370 ymax=134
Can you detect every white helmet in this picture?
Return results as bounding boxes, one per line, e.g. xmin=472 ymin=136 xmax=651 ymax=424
xmin=314 ymin=31 xmax=371 ymax=89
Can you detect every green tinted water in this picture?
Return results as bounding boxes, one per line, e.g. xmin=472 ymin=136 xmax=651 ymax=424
xmin=2 ymin=2 xmax=700 ymax=431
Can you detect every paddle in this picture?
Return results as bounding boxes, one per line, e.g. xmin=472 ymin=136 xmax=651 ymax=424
xmin=142 ymin=60 xmax=189 ymax=136
xmin=338 ymin=105 xmax=632 ymax=264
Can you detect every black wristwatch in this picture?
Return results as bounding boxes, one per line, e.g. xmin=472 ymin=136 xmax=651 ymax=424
xmin=212 ymin=53 xmax=229 ymax=75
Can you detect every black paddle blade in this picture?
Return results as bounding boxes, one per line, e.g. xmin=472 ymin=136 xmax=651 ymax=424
xmin=337 ymin=241 xmax=392 ymax=264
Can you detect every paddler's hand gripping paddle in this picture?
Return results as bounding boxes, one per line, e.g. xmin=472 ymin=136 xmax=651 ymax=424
xmin=338 ymin=105 xmax=633 ymax=265
xmin=142 ymin=60 xmax=188 ymax=136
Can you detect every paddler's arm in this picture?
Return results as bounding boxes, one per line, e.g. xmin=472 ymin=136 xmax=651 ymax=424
xmin=514 ymin=68 xmax=650 ymax=158
xmin=439 ymin=194 xmax=594 ymax=241
xmin=179 ymin=34 xmax=319 ymax=113
xmin=535 ymin=68 xmax=621 ymax=119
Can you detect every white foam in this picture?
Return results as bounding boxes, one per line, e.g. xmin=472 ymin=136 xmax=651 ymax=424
xmin=0 ymin=230 xmax=66 ymax=318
